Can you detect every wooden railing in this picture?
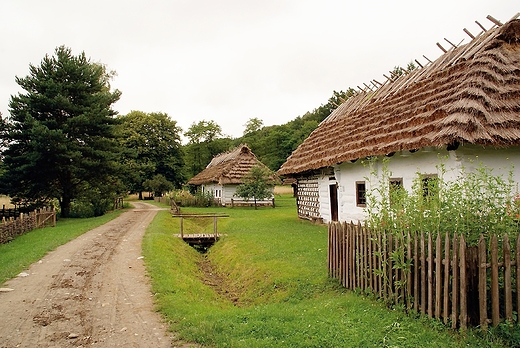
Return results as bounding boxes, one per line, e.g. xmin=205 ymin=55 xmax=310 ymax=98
xmin=328 ymin=222 xmax=520 ymax=330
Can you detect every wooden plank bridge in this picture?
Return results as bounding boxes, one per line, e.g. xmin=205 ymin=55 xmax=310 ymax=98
xmin=172 ymin=212 xmax=229 ymax=248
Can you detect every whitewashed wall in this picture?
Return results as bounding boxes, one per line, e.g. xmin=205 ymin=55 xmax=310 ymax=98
xmin=316 ymin=145 xmax=520 ymax=224
xmin=222 ymin=184 xmax=238 ymax=205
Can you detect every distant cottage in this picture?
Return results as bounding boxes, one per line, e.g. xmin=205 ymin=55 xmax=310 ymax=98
xmin=278 ymin=15 xmax=520 ymax=223
xmin=188 ymin=144 xmax=279 ymax=206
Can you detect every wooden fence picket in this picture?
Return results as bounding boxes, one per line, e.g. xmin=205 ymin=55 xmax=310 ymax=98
xmin=327 ymin=222 xmax=520 ymax=331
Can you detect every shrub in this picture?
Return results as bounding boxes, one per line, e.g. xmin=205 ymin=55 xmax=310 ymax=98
xmin=170 ymin=189 xmax=218 ymax=208
xmin=364 ymin=157 xmax=520 ymax=245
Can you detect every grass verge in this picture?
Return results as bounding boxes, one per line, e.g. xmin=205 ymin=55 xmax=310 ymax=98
xmin=0 ymin=208 xmax=127 ymax=283
xmin=143 ymin=195 xmax=507 ymax=347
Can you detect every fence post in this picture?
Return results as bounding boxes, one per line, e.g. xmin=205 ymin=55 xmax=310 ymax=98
xmin=478 ymin=235 xmax=488 ymax=330
xmin=406 ymin=232 xmax=412 ymax=311
xmin=427 ymin=232 xmax=433 ymax=318
xmin=491 ymin=235 xmax=499 ymax=327
xmin=435 ymin=233 xmax=442 ymax=319
xmin=460 ymin=234 xmax=467 ymax=331
xmin=420 ymin=232 xmax=426 ymax=315
xmin=503 ymin=234 xmax=512 ymax=322
xmin=452 ymin=233 xmax=459 ymax=329
xmin=443 ymin=232 xmax=450 ymax=324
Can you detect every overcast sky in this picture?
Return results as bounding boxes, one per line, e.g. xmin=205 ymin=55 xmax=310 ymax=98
xmin=0 ymin=1 xmax=517 ymax=140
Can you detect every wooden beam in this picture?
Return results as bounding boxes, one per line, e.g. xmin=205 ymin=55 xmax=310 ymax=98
xmin=444 ymin=38 xmax=457 ymax=48
xmin=463 ymin=28 xmax=475 ymax=39
xmin=436 ymin=42 xmax=447 ymax=53
xmin=383 ymin=74 xmax=394 ymax=83
xmin=423 ymin=55 xmax=433 ymax=64
xmin=486 ymin=15 xmax=502 ymax=26
xmin=475 ymin=20 xmax=487 ymax=32
xmin=414 ymin=59 xmax=424 ymax=68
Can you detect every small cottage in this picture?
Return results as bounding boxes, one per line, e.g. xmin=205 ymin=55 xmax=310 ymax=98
xmin=188 ymin=144 xmax=279 ymax=206
xmin=278 ymin=15 xmax=520 ymax=223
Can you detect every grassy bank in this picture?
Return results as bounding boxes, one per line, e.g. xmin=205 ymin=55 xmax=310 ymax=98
xmin=0 ymin=208 xmax=127 ymax=283
xmin=143 ymin=195 xmax=506 ymax=347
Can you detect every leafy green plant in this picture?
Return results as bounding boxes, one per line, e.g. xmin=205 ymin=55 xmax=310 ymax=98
xmin=170 ymin=189 xmax=218 ymax=207
xmin=235 ymin=165 xmax=277 ymax=209
xmin=364 ymin=157 xmax=520 ymax=245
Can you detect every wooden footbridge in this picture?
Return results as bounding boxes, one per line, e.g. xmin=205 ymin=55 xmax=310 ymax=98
xmin=172 ymin=212 xmax=229 ymax=248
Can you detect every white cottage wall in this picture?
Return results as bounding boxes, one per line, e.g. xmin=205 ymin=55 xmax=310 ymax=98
xmin=317 ymin=175 xmax=333 ymax=222
xmin=202 ymin=183 xmax=224 ymax=205
xmin=222 ymin=184 xmax=239 ymax=206
xmin=327 ymin=146 xmax=520 ymax=224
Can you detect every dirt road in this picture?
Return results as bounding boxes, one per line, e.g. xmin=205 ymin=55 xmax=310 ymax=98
xmin=0 ymin=202 xmax=180 ymax=348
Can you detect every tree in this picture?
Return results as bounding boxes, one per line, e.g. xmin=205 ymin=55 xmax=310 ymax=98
xmin=234 ymin=165 xmax=278 ymax=209
xmin=183 ymin=120 xmax=230 ymax=179
xmin=243 ymin=117 xmax=263 ymax=135
xmin=0 ymin=46 xmax=122 ymax=217
xmin=184 ymin=120 xmax=222 ymax=144
xmin=143 ymin=174 xmax=174 ymax=197
xmin=116 ymin=111 xmax=184 ymax=198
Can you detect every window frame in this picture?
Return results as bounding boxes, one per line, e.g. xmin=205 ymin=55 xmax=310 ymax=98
xmin=356 ymin=181 xmax=366 ymax=207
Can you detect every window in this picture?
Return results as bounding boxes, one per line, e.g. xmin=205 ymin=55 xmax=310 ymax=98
xmin=421 ymin=174 xmax=438 ymax=198
xmin=356 ymin=181 xmax=366 ymax=207
xmin=389 ymin=178 xmax=403 ymax=190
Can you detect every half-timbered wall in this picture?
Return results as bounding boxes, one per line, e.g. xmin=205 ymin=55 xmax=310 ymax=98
xmin=296 ymin=176 xmax=321 ymax=221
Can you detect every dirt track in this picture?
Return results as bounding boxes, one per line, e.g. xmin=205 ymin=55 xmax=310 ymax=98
xmin=0 ymin=202 xmax=181 ymax=348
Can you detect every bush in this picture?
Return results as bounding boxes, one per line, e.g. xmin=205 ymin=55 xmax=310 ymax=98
xmin=365 ymin=157 xmax=520 ymax=245
xmin=170 ymin=189 xmax=218 ymax=208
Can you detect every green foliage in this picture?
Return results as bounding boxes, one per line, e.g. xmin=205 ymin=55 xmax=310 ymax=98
xmin=116 ymin=111 xmax=185 ymax=192
xmin=365 ymin=157 xmax=520 ymax=245
xmin=183 ymin=120 xmax=233 ymax=179
xmin=235 ymin=165 xmax=276 ymax=208
xmin=0 ymin=46 xmax=122 ymax=217
xmin=243 ymin=117 xmax=264 ymax=135
xmin=143 ymin=174 xmax=174 ymax=197
xmin=235 ymin=89 xmax=355 ymax=171
xmin=170 ymin=189 xmax=218 ymax=207
xmin=143 ymin=195 xmax=502 ymax=347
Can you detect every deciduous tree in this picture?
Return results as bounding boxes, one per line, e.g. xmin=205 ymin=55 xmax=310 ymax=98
xmin=234 ymin=165 xmax=278 ymax=209
xmin=116 ymin=111 xmax=184 ymax=198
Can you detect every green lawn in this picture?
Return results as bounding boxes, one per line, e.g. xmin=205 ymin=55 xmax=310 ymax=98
xmin=143 ymin=195 xmax=508 ymax=347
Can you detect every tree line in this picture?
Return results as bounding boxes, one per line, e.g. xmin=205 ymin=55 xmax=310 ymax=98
xmin=0 ymin=46 xmax=352 ymax=217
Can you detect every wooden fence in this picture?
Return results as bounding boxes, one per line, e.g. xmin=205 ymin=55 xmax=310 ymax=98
xmin=0 ymin=207 xmax=56 ymax=244
xmin=328 ymin=221 xmax=520 ymax=330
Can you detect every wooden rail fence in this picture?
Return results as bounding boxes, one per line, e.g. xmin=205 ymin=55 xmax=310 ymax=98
xmin=328 ymin=221 xmax=520 ymax=330
xmin=0 ymin=207 xmax=56 ymax=244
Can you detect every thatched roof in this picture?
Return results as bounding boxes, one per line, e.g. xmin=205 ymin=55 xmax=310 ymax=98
xmin=188 ymin=144 xmax=279 ymax=185
xmin=278 ymin=16 xmax=520 ymax=176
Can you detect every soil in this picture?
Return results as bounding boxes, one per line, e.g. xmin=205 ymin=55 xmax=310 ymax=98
xmin=0 ymin=202 xmax=197 ymax=348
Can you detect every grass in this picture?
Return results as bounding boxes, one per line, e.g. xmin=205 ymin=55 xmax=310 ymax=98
xmin=143 ymin=195 xmax=508 ymax=347
xmin=0 ymin=208 xmax=127 ymax=283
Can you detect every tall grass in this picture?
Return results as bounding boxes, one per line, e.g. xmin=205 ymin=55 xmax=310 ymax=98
xmin=143 ymin=195 xmax=505 ymax=347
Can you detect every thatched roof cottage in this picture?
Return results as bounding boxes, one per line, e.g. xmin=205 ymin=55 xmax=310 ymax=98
xmin=278 ymin=14 xmax=520 ymax=223
xmin=188 ymin=144 xmax=279 ymax=206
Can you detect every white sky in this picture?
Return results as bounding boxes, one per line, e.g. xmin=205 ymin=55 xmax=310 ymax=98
xmin=0 ymin=1 xmax=517 ymax=140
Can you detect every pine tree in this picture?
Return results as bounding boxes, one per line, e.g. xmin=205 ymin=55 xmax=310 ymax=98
xmin=0 ymin=46 xmax=122 ymax=217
